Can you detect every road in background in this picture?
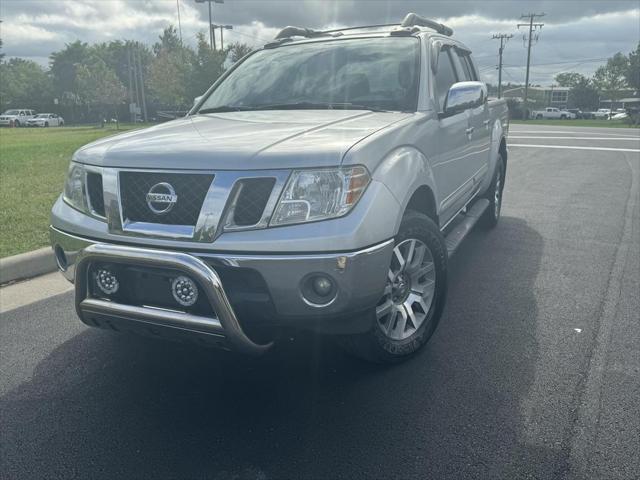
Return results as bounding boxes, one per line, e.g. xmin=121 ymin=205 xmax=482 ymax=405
xmin=1 ymin=125 xmax=639 ymax=480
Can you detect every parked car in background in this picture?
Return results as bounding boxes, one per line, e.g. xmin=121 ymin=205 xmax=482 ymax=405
xmin=0 ymin=109 xmax=37 ymax=127
xmin=566 ymin=108 xmax=583 ymax=119
xmin=608 ymin=108 xmax=628 ymax=120
xmin=592 ymin=108 xmax=612 ymax=119
xmin=26 ymin=113 xmax=65 ymax=127
xmin=531 ymin=107 xmax=576 ymax=119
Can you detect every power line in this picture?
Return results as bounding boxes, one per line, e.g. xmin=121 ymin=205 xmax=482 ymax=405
xmin=518 ymin=12 xmax=545 ymax=118
xmin=492 ymin=33 xmax=513 ymax=98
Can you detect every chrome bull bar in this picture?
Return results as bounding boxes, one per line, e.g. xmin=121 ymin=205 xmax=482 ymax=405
xmin=74 ymin=243 xmax=272 ymax=355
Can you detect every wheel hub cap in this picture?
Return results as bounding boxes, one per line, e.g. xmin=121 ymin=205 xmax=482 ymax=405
xmin=376 ymin=238 xmax=436 ymax=341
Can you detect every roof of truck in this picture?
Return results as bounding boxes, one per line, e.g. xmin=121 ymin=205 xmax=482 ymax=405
xmin=266 ymin=13 xmax=455 ymax=48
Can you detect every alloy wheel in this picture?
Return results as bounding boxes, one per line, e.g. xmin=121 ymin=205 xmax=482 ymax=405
xmin=376 ymin=238 xmax=436 ymax=340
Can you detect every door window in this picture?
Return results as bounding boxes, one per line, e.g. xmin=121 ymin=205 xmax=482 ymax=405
xmin=434 ymin=48 xmax=458 ymax=111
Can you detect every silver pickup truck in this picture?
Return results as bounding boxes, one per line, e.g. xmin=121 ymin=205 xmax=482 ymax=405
xmin=50 ymin=13 xmax=508 ymax=363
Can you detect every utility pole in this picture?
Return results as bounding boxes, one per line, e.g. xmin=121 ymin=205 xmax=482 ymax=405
xmin=518 ymin=13 xmax=545 ymax=119
xmin=127 ymin=47 xmax=135 ymax=123
xmin=492 ymin=34 xmax=513 ymax=99
xmin=176 ymin=0 xmax=183 ymax=44
xmin=136 ymin=48 xmax=148 ymax=122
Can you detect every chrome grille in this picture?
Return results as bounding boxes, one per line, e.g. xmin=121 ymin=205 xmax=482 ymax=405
xmin=119 ymin=172 xmax=213 ymax=226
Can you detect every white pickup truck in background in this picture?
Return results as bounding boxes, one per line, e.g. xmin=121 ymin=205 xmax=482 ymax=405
xmin=531 ymin=107 xmax=576 ymax=120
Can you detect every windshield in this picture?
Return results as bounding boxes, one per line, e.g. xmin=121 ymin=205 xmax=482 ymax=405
xmin=34 ymin=114 xmax=48 ymax=118
xmin=4 ymin=110 xmax=20 ymax=115
xmin=198 ymin=37 xmax=420 ymax=113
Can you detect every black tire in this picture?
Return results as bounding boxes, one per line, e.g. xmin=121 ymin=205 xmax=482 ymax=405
xmin=44 ymin=122 xmax=49 ymax=127
xmin=560 ymin=114 xmax=567 ymax=120
xmin=479 ymin=154 xmax=505 ymax=229
xmin=14 ymin=120 xmax=20 ymax=127
xmin=338 ymin=211 xmax=448 ymax=363
xmin=536 ymin=114 xmax=543 ymax=119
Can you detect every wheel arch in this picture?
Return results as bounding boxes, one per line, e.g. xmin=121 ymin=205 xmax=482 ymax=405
xmin=370 ymin=145 xmax=440 ymax=234
xmin=405 ymin=185 xmax=438 ymax=225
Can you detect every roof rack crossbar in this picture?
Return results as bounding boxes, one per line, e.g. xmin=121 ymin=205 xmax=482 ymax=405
xmin=274 ymin=26 xmax=323 ymax=40
xmin=400 ymin=13 xmax=453 ymax=36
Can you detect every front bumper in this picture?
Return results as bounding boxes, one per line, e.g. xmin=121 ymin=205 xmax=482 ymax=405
xmin=50 ymin=226 xmax=393 ymax=353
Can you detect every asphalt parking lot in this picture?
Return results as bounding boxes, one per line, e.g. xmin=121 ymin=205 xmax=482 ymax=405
xmin=1 ymin=124 xmax=639 ymax=480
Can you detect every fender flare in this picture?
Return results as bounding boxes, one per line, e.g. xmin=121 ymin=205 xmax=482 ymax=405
xmin=371 ymin=146 xmax=440 ymax=234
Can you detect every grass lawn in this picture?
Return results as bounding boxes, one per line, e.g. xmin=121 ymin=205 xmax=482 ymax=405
xmin=511 ymin=119 xmax=638 ymax=128
xmin=0 ymin=124 xmax=144 ymax=257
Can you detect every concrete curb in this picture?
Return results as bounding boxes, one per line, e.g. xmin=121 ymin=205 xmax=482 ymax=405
xmin=0 ymin=247 xmax=57 ymax=285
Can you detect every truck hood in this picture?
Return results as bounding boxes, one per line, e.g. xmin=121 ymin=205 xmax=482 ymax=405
xmin=74 ymin=110 xmax=412 ymax=170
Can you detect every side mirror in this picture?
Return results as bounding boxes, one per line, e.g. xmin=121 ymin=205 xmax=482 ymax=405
xmin=442 ymin=81 xmax=486 ymax=117
xmin=193 ymin=95 xmax=203 ymax=108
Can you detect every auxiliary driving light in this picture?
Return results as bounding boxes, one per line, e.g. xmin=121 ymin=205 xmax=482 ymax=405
xmin=95 ymin=268 xmax=119 ymax=295
xmin=172 ymin=276 xmax=199 ymax=307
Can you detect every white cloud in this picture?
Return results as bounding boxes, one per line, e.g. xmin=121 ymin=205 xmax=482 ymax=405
xmin=0 ymin=1 xmax=638 ymax=85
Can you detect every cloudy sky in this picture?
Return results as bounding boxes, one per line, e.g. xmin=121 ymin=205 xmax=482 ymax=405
xmin=1 ymin=0 xmax=639 ymax=85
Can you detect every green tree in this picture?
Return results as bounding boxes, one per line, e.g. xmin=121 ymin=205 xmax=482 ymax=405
xmin=568 ymin=77 xmax=600 ymax=110
xmin=593 ymin=52 xmax=629 ymax=108
xmin=49 ymin=41 xmax=90 ymax=98
xmin=554 ymin=72 xmax=585 ymax=88
xmin=625 ymin=42 xmax=639 ymax=92
xmin=76 ymin=56 xmax=127 ymax=121
xmin=190 ymin=32 xmax=226 ymax=98
xmin=226 ymin=42 xmax=252 ymax=63
xmin=148 ymin=48 xmax=191 ymax=108
xmin=0 ymin=58 xmax=52 ymax=110
xmin=153 ymin=26 xmax=183 ymax=55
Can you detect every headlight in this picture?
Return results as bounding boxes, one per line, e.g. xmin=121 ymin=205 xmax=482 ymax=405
xmin=63 ymin=162 xmax=89 ymax=213
xmin=271 ymin=166 xmax=370 ymax=226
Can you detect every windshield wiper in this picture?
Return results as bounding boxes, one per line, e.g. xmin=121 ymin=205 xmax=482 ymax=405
xmin=198 ymin=105 xmax=255 ymax=114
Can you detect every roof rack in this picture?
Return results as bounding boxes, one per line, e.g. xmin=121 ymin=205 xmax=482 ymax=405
xmin=271 ymin=13 xmax=453 ymax=43
xmin=400 ymin=13 xmax=453 ymax=36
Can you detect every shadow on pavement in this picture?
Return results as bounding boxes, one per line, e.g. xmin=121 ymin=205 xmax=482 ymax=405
xmin=1 ymin=216 xmax=556 ymax=479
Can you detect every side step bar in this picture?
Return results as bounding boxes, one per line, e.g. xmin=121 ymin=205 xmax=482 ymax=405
xmin=444 ymin=199 xmax=490 ymax=257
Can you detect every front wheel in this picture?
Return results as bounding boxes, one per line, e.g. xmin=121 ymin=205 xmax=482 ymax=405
xmin=338 ymin=211 xmax=448 ymax=363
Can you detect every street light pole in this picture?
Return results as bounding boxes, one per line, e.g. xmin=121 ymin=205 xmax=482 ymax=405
xmin=213 ymin=24 xmax=233 ymax=51
xmin=195 ymin=0 xmax=224 ymax=50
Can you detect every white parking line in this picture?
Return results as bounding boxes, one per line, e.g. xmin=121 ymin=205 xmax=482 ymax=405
xmin=509 ymin=130 xmax=640 ymax=138
xmin=510 ymin=144 xmax=640 ymax=153
xmin=510 ymin=136 xmax=639 ymax=141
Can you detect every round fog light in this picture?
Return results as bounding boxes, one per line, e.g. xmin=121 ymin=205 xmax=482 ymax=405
xmin=312 ymin=276 xmax=333 ymax=297
xmin=95 ymin=268 xmax=119 ymax=295
xmin=172 ymin=276 xmax=198 ymax=307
